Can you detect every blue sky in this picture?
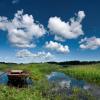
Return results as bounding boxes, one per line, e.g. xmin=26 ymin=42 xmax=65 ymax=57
xmin=0 ymin=0 xmax=100 ymax=63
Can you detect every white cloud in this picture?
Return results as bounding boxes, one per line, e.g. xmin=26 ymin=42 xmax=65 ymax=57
xmin=0 ymin=10 xmax=46 ymax=48
xmin=16 ymin=49 xmax=33 ymax=58
xmin=45 ymin=41 xmax=70 ymax=53
xmin=54 ymin=35 xmax=65 ymax=42
xmin=48 ymin=11 xmax=85 ymax=40
xmin=16 ymin=49 xmax=54 ymax=60
xmin=12 ymin=0 xmax=19 ymax=4
xmin=79 ymin=36 xmax=100 ymax=50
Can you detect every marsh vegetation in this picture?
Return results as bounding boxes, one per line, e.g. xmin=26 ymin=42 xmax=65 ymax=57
xmin=0 ymin=62 xmax=100 ymax=100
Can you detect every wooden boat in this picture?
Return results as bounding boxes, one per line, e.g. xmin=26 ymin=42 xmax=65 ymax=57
xmin=7 ymin=70 xmax=29 ymax=87
xmin=7 ymin=70 xmax=29 ymax=79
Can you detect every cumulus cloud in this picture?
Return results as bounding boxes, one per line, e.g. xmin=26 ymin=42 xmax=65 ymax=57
xmin=0 ymin=10 xmax=46 ymax=48
xmin=16 ymin=49 xmax=54 ymax=60
xmin=12 ymin=0 xmax=19 ymax=4
xmin=54 ymin=35 xmax=65 ymax=42
xmin=48 ymin=11 xmax=85 ymax=41
xmin=45 ymin=41 xmax=70 ymax=53
xmin=79 ymin=36 xmax=100 ymax=50
xmin=16 ymin=49 xmax=33 ymax=58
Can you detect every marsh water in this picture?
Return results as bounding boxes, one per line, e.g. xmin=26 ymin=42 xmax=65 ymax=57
xmin=47 ymin=72 xmax=100 ymax=99
xmin=0 ymin=71 xmax=86 ymax=88
xmin=47 ymin=72 xmax=86 ymax=88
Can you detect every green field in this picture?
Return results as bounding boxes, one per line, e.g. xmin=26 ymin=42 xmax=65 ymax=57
xmin=0 ymin=63 xmax=100 ymax=100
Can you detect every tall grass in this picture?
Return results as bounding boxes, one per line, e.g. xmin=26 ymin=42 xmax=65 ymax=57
xmin=59 ymin=63 xmax=100 ymax=85
xmin=0 ymin=80 xmax=95 ymax=100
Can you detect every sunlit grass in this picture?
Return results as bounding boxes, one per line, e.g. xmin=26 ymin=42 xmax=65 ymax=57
xmin=59 ymin=63 xmax=100 ymax=85
xmin=0 ymin=80 xmax=95 ymax=100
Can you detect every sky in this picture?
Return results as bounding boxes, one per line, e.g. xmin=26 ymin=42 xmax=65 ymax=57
xmin=0 ymin=0 xmax=100 ymax=63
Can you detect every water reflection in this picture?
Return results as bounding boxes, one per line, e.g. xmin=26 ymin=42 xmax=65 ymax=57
xmin=47 ymin=72 xmax=100 ymax=98
xmin=47 ymin=72 xmax=86 ymax=88
xmin=0 ymin=72 xmax=8 ymax=84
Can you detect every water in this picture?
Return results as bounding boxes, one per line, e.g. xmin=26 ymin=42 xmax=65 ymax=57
xmin=0 ymin=71 xmax=86 ymax=88
xmin=0 ymin=71 xmax=85 ymax=88
xmin=47 ymin=72 xmax=100 ymax=99
xmin=0 ymin=72 xmax=8 ymax=84
xmin=47 ymin=72 xmax=86 ymax=88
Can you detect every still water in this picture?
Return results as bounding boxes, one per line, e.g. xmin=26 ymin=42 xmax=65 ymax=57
xmin=47 ymin=72 xmax=86 ymax=89
xmin=0 ymin=71 xmax=86 ymax=88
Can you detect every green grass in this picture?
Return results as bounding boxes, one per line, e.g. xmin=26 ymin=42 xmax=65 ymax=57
xmin=0 ymin=80 xmax=94 ymax=100
xmin=59 ymin=63 xmax=100 ymax=85
xmin=0 ymin=63 xmax=59 ymax=80
xmin=0 ymin=63 xmax=100 ymax=84
xmin=0 ymin=63 xmax=100 ymax=100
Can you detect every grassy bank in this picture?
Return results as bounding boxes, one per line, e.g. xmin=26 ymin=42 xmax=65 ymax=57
xmin=59 ymin=63 xmax=100 ymax=85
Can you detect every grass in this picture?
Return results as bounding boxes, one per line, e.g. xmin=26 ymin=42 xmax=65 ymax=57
xmin=59 ymin=63 xmax=100 ymax=85
xmin=0 ymin=62 xmax=100 ymax=99
xmin=0 ymin=63 xmax=60 ymax=80
xmin=0 ymin=63 xmax=100 ymax=84
xmin=0 ymin=80 xmax=95 ymax=100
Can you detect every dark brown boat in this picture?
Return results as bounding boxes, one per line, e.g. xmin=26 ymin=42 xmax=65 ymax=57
xmin=7 ymin=70 xmax=29 ymax=78
xmin=7 ymin=70 xmax=29 ymax=87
